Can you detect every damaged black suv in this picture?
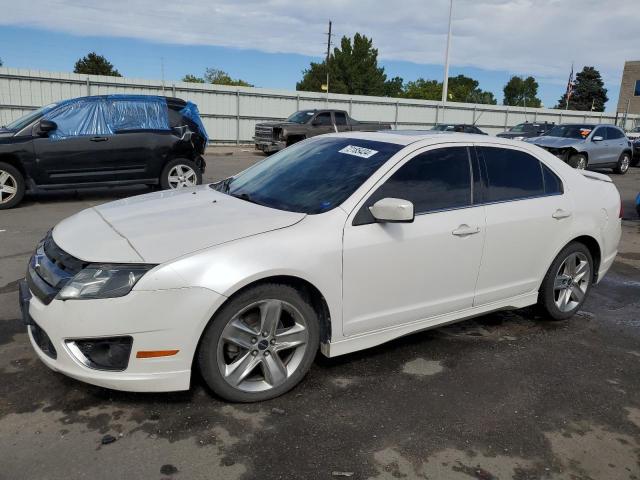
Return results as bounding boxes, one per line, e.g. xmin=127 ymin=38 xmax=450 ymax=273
xmin=0 ymin=95 xmax=208 ymax=209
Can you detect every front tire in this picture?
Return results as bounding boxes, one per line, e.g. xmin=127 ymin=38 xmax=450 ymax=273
xmin=538 ymin=242 xmax=593 ymax=320
xmin=0 ymin=162 xmax=25 ymax=210
xmin=160 ymin=158 xmax=202 ymax=190
xmin=568 ymin=153 xmax=587 ymax=170
xmin=198 ymin=284 xmax=320 ymax=402
xmin=613 ymin=152 xmax=631 ymax=175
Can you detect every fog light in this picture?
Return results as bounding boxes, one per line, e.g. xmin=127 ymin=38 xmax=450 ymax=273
xmin=66 ymin=337 xmax=133 ymax=371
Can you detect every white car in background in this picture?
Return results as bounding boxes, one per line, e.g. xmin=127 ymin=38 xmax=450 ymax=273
xmin=20 ymin=132 xmax=622 ymax=402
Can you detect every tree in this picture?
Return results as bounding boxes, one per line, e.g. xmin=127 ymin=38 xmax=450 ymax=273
xmin=383 ymin=76 xmax=405 ymax=98
xmin=556 ymin=66 xmax=608 ymax=112
xmin=203 ymin=68 xmax=253 ymax=87
xmin=297 ymin=33 xmax=388 ymax=96
xmin=447 ymin=75 xmax=496 ymax=104
xmin=182 ymin=74 xmax=205 ymax=83
xmin=503 ymin=76 xmax=542 ymax=107
xmin=401 ymin=75 xmax=496 ymax=104
xmin=73 ymin=52 xmax=121 ymax=77
xmin=403 ymin=78 xmax=441 ymax=100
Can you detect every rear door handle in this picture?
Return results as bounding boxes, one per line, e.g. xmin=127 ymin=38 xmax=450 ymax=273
xmin=452 ymin=224 xmax=480 ymax=237
xmin=90 ymin=136 xmax=109 ymax=142
xmin=552 ymin=209 xmax=572 ymax=220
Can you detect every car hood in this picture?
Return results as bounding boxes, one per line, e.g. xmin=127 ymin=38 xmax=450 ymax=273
xmin=52 ymin=186 xmax=306 ymax=264
xmin=526 ymin=136 xmax=584 ymax=148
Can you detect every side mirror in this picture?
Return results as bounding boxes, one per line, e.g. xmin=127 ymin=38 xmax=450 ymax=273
xmin=369 ymin=198 xmax=414 ymax=223
xmin=592 ymin=135 xmax=604 ymax=142
xmin=38 ymin=119 xmax=57 ymax=135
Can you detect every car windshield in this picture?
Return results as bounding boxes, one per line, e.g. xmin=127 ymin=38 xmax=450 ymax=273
xmin=3 ymin=103 xmax=58 ymax=131
xmin=286 ymin=110 xmax=315 ymax=124
xmin=213 ymin=137 xmax=402 ymax=214
xmin=431 ymin=124 xmax=454 ymax=131
xmin=508 ymin=124 xmax=527 ymax=133
xmin=544 ymin=124 xmax=595 ymax=139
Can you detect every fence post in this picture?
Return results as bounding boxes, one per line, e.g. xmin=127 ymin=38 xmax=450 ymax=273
xmin=86 ymin=77 xmax=91 ymax=96
xmin=349 ymin=98 xmax=353 ymax=116
xmin=435 ymin=104 xmax=440 ymax=125
xmin=236 ymin=90 xmax=240 ymax=145
xmin=296 ymin=94 xmax=300 ymax=111
xmin=472 ymin=105 xmax=477 ymax=124
xmin=172 ymin=84 xmax=176 ymax=97
xmin=394 ymin=101 xmax=399 ymax=129
xmin=504 ymin=107 xmax=509 ymax=129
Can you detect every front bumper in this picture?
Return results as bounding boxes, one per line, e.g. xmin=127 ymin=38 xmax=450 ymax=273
xmin=21 ymin=284 xmax=225 ymax=392
xmin=254 ymin=140 xmax=285 ymax=153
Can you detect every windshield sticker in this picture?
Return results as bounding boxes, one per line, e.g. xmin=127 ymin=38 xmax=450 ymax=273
xmin=339 ymin=145 xmax=379 ymax=158
xmin=580 ymin=128 xmax=592 ymax=138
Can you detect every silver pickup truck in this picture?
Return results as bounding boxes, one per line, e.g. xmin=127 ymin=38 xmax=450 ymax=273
xmin=254 ymin=109 xmax=392 ymax=153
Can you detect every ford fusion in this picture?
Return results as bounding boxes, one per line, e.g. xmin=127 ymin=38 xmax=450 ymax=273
xmin=20 ymin=132 xmax=621 ymax=402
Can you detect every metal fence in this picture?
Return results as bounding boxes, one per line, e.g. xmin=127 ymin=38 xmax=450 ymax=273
xmin=1 ymin=67 xmax=638 ymax=143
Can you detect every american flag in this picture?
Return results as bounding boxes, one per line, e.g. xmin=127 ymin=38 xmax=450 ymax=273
xmin=565 ymin=64 xmax=575 ymax=108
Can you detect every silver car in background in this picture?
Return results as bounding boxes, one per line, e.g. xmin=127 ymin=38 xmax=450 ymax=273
xmin=525 ymin=124 xmax=633 ymax=174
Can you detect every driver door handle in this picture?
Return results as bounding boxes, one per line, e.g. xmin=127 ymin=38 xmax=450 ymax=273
xmin=552 ymin=209 xmax=572 ymax=220
xmin=452 ymin=224 xmax=480 ymax=237
xmin=90 ymin=136 xmax=109 ymax=142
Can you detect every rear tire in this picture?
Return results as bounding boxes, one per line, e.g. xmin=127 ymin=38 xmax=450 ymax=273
xmin=568 ymin=153 xmax=587 ymax=170
xmin=198 ymin=283 xmax=320 ymax=402
xmin=160 ymin=158 xmax=202 ymax=190
xmin=0 ymin=162 xmax=25 ymax=210
xmin=613 ymin=152 xmax=631 ymax=175
xmin=538 ymin=242 xmax=593 ymax=320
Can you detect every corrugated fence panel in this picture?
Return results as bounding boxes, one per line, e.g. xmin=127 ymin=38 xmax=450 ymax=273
xmin=1 ymin=67 xmax=638 ymax=143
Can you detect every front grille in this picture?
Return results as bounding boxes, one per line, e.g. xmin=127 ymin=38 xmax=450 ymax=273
xmin=27 ymin=231 xmax=87 ymax=305
xmin=31 ymin=322 xmax=57 ymax=359
xmin=254 ymin=125 xmax=274 ymax=142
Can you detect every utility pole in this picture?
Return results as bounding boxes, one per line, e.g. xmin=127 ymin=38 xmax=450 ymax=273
xmin=441 ymin=0 xmax=454 ymax=104
xmin=325 ymin=20 xmax=332 ymax=105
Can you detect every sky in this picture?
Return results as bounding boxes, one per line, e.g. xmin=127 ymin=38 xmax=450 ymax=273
xmin=1 ymin=0 xmax=639 ymax=111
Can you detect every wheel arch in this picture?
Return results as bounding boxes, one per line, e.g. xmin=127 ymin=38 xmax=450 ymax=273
xmin=201 ymin=274 xmax=332 ymax=345
xmin=0 ymin=154 xmax=27 ymax=178
xmin=566 ymin=235 xmax=602 ymax=282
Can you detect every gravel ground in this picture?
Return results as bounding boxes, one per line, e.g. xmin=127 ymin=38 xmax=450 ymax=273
xmin=1 ymin=148 xmax=639 ymax=480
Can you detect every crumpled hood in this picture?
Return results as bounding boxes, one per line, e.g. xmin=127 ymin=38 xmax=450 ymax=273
xmin=526 ymin=136 xmax=584 ymax=148
xmin=52 ymin=186 xmax=305 ymax=264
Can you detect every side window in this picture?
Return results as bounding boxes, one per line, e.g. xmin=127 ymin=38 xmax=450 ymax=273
xmin=606 ymin=127 xmax=624 ymax=140
xmin=334 ymin=112 xmax=348 ymax=126
xmin=354 ymin=147 xmax=472 ymax=225
xmin=44 ymin=99 xmax=110 ymax=139
xmin=593 ymin=127 xmax=605 ymax=139
xmin=314 ymin=113 xmax=332 ymax=126
xmin=479 ymin=147 xmax=545 ymax=202
xmin=541 ymin=163 xmax=563 ymax=195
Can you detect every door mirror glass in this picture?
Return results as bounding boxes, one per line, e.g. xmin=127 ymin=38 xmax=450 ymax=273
xmin=38 ymin=119 xmax=57 ymax=135
xmin=592 ymin=135 xmax=604 ymax=142
xmin=369 ymin=198 xmax=414 ymax=223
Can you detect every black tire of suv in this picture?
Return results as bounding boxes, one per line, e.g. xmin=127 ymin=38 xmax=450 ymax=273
xmin=538 ymin=242 xmax=593 ymax=321
xmin=568 ymin=153 xmax=587 ymax=170
xmin=613 ymin=152 xmax=631 ymax=175
xmin=198 ymin=283 xmax=320 ymax=403
xmin=0 ymin=162 xmax=26 ymax=210
xmin=159 ymin=158 xmax=203 ymax=190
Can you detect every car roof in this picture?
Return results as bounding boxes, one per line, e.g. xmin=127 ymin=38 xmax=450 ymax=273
xmin=322 ymin=130 xmax=517 ymax=147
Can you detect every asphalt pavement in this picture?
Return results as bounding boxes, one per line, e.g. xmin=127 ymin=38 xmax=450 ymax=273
xmin=1 ymin=148 xmax=640 ymax=480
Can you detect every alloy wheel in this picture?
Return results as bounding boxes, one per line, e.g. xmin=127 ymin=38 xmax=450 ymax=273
xmin=216 ymin=299 xmax=309 ymax=393
xmin=167 ymin=164 xmax=198 ymax=188
xmin=576 ymin=157 xmax=587 ymax=170
xmin=620 ymin=155 xmax=630 ymax=173
xmin=554 ymin=252 xmax=590 ymax=313
xmin=0 ymin=170 xmax=18 ymax=205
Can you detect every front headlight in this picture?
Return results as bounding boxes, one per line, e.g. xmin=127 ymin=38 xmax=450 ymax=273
xmin=57 ymin=265 xmax=155 ymax=300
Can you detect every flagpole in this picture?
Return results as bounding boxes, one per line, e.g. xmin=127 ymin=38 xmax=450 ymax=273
xmin=441 ymin=0 xmax=454 ymax=104
xmin=565 ymin=62 xmax=574 ymax=111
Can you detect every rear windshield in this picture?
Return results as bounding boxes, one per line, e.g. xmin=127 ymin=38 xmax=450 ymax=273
xmin=213 ymin=137 xmax=402 ymax=214
xmin=544 ymin=124 xmax=595 ymax=139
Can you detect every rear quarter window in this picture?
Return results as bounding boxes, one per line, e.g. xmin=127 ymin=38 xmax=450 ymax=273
xmin=478 ymin=147 xmax=545 ymax=202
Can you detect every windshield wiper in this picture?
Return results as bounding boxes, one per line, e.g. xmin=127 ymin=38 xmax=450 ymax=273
xmin=230 ymin=192 xmax=264 ymax=206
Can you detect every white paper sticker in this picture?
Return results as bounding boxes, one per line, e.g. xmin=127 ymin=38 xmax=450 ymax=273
xmin=339 ymin=145 xmax=379 ymax=158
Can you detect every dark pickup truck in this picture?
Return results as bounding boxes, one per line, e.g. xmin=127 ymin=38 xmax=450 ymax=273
xmin=254 ymin=109 xmax=392 ymax=153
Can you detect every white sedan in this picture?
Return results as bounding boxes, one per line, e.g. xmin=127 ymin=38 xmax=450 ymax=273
xmin=20 ymin=131 xmax=621 ymax=402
